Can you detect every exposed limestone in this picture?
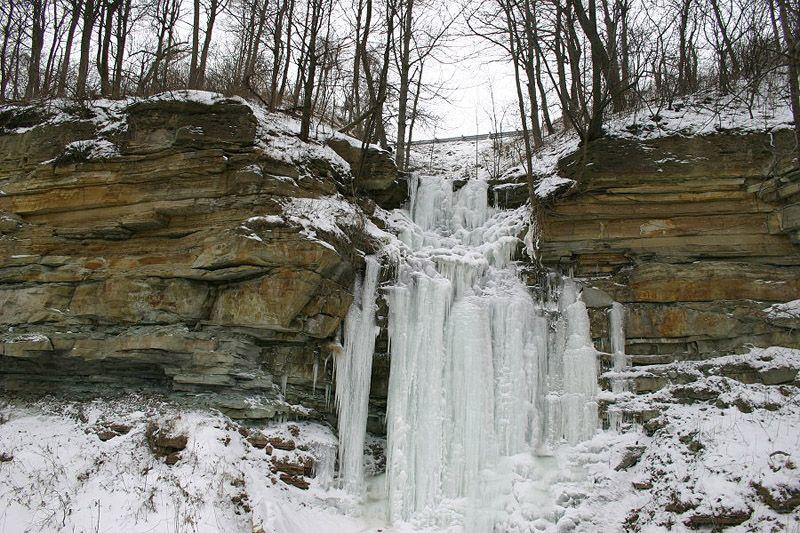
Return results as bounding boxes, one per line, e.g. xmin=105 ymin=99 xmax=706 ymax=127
xmin=537 ymin=129 xmax=800 ymax=362
xmin=0 ymin=93 xmax=399 ymax=420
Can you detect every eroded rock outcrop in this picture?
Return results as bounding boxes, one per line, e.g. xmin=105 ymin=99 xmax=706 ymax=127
xmin=536 ymin=128 xmax=800 ymax=362
xmin=326 ymin=134 xmax=406 ymax=208
xmin=0 ymin=92 xmax=396 ymax=420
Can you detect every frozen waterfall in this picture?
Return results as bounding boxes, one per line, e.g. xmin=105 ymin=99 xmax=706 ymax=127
xmin=335 ymin=255 xmax=381 ymax=494
xmin=382 ymin=174 xmax=600 ymax=525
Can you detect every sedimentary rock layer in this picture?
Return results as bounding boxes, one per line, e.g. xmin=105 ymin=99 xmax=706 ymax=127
xmin=537 ymin=129 xmax=800 ymax=361
xmin=0 ymin=94 xmax=397 ymax=419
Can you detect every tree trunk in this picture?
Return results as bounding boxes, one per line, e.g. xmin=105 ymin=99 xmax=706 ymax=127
xmin=0 ymin=0 xmax=17 ymax=100
xmin=42 ymin=1 xmax=65 ymax=95
xmin=197 ymin=0 xmax=220 ymax=89
xmin=395 ymin=0 xmax=415 ymax=170
xmin=99 ymin=0 xmax=117 ymax=95
xmin=300 ymin=0 xmax=323 ymax=140
xmin=269 ymin=0 xmax=288 ymax=109
xmin=404 ymin=64 xmax=423 ymax=169
xmin=777 ymin=0 xmax=800 ymax=151
xmin=111 ymin=0 xmax=130 ymax=97
xmin=25 ymin=0 xmax=46 ymax=99
xmin=189 ymin=0 xmax=200 ymax=88
xmin=76 ymin=0 xmax=97 ymax=98
xmin=57 ymin=0 xmax=80 ymax=97
xmin=501 ymin=0 xmax=533 ymax=194
xmin=277 ymin=0 xmax=295 ymax=105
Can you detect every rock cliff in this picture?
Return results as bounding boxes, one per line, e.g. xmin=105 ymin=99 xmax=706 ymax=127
xmin=0 ymin=92 xmax=398 ymax=420
xmin=536 ymin=128 xmax=800 ymax=363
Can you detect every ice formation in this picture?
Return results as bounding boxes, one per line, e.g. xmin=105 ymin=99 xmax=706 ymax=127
xmin=382 ymin=174 xmax=600 ymax=526
xmin=607 ymin=301 xmax=630 ymax=431
xmin=335 ymin=255 xmax=381 ymax=494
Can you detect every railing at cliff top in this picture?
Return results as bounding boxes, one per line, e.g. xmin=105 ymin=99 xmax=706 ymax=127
xmin=408 ymin=130 xmax=525 ymax=146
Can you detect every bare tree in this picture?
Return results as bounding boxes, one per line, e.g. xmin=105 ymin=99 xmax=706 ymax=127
xmin=25 ymin=0 xmax=49 ymax=99
xmin=76 ymin=0 xmax=100 ymax=97
xmin=299 ymin=0 xmax=328 ymax=140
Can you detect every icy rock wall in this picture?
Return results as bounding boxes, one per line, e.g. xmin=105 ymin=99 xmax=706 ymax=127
xmin=0 ymin=93 xmax=396 ymax=421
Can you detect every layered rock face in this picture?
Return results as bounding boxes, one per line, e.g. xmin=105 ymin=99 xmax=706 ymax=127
xmin=0 ymin=94 xmax=393 ymax=420
xmin=537 ymin=129 xmax=800 ymax=362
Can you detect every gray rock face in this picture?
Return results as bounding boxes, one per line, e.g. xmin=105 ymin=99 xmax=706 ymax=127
xmin=0 ymin=94 xmax=394 ymax=420
xmin=536 ymin=129 xmax=800 ymax=362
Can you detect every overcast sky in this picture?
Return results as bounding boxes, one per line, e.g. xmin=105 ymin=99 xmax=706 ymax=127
xmin=413 ymin=34 xmax=521 ymax=140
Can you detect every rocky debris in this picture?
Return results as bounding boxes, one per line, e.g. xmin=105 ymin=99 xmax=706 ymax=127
xmin=267 ymin=435 xmax=296 ymax=451
xmin=0 ymin=399 xmax=346 ymax=531
xmin=684 ymin=508 xmax=752 ymax=529
xmin=267 ymin=438 xmax=317 ymax=490
xmin=278 ymin=473 xmax=310 ymax=490
xmin=536 ymin=129 xmax=800 ymax=361
xmin=750 ymin=451 xmax=800 ymax=513
xmin=230 ymin=490 xmax=252 ymax=514
xmin=753 ymin=480 xmax=800 ymax=513
xmin=145 ymin=421 xmax=188 ymax=465
xmin=592 ymin=346 xmax=800 ymax=531
xmin=0 ymin=92 xmax=394 ymax=421
xmin=615 ymin=445 xmax=646 ymax=470
xmin=95 ymin=422 xmax=131 ymax=441
xmin=271 ymin=454 xmax=314 ymax=477
xmin=271 ymin=453 xmax=314 ymax=490
xmin=246 ymin=432 xmax=269 ymax=449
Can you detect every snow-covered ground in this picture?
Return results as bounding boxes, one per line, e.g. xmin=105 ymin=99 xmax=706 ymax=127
xmin=0 ymin=396 xmax=385 ymax=533
xmin=3 ymin=344 xmax=798 ymax=533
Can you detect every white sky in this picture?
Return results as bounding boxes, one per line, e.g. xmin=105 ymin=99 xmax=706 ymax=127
xmin=413 ymin=34 xmax=522 ymax=140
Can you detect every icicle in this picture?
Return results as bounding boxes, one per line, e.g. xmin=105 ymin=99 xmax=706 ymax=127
xmin=610 ymin=302 xmax=626 ymax=359
xmin=311 ymin=441 xmax=337 ymax=489
xmin=608 ymin=301 xmax=629 ymax=431
xmin=312 ymin=357 xmax=319 ymax=394
xmin=543 ymin=280 xmax=599 ymax=446
xmin=280 ymin=373 xmax=288 ymax=397
xmin=335 ymin=255 xmax=381 ymax=495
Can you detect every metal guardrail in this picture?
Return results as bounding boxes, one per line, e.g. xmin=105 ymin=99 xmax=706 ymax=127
xmin=408 ymin=129 xmax=525 ymax=146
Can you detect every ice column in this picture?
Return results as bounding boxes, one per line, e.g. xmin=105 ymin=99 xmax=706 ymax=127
xmin=608 ymin=301 xmax=629 ymax=430
xmin=544 ymin=279 xmax=599 ymax=445
xmin=385 ymin=267 xmax=452 ymax=521
xmin=335 ymin=255 xmax=381 ymax=494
